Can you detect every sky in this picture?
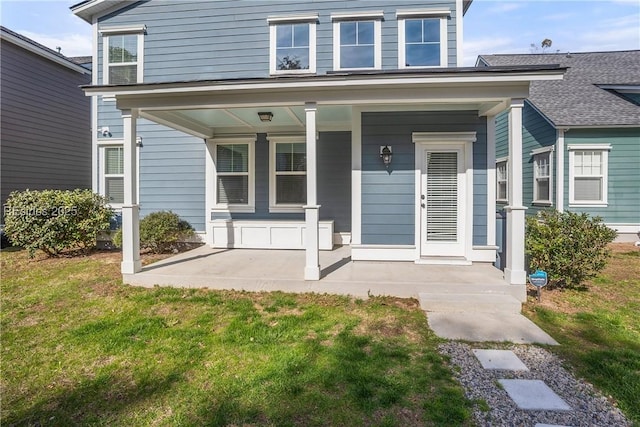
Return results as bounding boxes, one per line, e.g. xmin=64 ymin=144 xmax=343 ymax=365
xmin=1 ymin=0 xmax=639 ymax=64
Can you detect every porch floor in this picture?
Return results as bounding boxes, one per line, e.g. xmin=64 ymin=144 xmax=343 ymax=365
xmin=125 ymin=245 xmax=522 ymax=300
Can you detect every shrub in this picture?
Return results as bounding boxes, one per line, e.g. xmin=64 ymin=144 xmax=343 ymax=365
xmin=113 ymin=210 xmax=194 ymax=254
xmin=3 ymin=189 xmax=113 ymax=257
xmin=526 ymin=210 xmax=617 ymax=288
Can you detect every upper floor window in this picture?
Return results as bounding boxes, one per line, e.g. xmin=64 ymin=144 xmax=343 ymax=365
xmin=496 ymin=158 xmax=508 ymax=202
xmin=268 ymin=15 xmax=317 ymax=75
xmin=269 ymin=135 xmax=307 ymax=212
xmin=100 ymin=25 xmax=145 ymax=85
xmin=332 ymin=12 xmax=383 ymax=70
xmin=212 ymin=137 xmax=255 ymax=213
xmin=532 ymin=147 xmax=554 ymax=205
xmin=568 ymin=145 xmax=610 ymax=206
xmin=397 ymin=10 xmax=449 ymax=68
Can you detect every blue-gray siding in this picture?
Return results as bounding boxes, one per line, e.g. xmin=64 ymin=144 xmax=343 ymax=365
xmin=98 ymin=0 xmax=459 ymax=83
xmin=213 ymin=132 xmax=352 ymax=233
xmin=0 ymin=38 xmax=91 ymax=221
xmin=361 ymin=111 xmax=487 ymax=246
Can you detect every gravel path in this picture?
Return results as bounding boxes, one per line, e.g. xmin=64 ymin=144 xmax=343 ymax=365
xmin=439 ymin=342 xmax=630 ymax=427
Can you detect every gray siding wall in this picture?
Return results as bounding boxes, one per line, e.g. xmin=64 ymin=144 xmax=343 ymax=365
xmin=361 ymin=111 xmax=487 ymax=246
xmin=97 ymin=0 xmax=458 ymax=83
xmin=213 ymin=132 xmax=352 ymax=233
xmin=564 ymin=128 xmax=640 ymax=224
xmin=0 ymin=40 xmax=91 ymax=221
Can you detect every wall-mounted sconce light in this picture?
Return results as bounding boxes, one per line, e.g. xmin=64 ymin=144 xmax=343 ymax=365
xmin=136 ymin=136 xmax=143 ymax=147
xmin=99 ymin=126 xmax=111 ymax=137
xmin=258 ymin=111 xmax=274 ymax=122
xmin=380 ymin=145 xmax=393 ymax=167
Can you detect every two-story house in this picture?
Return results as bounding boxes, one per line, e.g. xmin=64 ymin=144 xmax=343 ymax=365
xmin=72 ymin=0 xmax=564 ymax=292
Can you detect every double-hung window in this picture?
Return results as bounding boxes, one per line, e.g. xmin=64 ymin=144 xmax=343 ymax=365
xmin=268 ymin=15 xmax=317 ymax=74
xmin=102 ymin=145 xmax=124 ymax=205
xmin=397 ymin=9 xmax=449 ymax=68
xmin=100 ymin=25 xmax=145 ymax=84
xmin=269 ymin=136 xmax=307 ymax=212
xmin=532 ymin=147 xmax=554 ymax=205
xmin=332 ymin=12 xmax=382 ymax=70
xmin=213 ymin=138 xmax=255 ymax=212
xmin=496 ymin=158 xmax=508 ymax=202
xmin=569 ymin=145 xmax=610 ymax=205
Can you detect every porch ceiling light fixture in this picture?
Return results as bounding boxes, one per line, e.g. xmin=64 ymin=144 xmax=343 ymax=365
xmin=258 ymin=111 xmax=274 ymax=122
xmin=380 ymin=145 xmax=393 ymax=167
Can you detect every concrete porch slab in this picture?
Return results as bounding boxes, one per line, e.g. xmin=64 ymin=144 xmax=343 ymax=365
xmin=472 ymin=349 xmax=529 ymax=371
xmin=498 ymin=379 xmax=571 ymax=411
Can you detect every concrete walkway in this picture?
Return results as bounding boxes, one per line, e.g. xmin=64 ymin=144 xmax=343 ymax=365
xmin=128 ymin=245 xmax=556 ymax=344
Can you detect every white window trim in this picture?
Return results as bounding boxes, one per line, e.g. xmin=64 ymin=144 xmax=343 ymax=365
xmin=268 ymin=134 xmax=306 ymax=213
xmin=102 ymin=30 xmax=144 ymax=85
xmin=496 ymin=156 xmax=509 ymax=203
xmin=398 ymin=12 xmax=448 ymax=69
xmin=211 ymin=137 xmax=256 ymax=213
xmin=332 ymin=18 xmax=382 ymax=71
xmin=531 ymin=146 xmax=554 ymax=206
xmin=568 ymin=144 xmax=611 ymax=207
xmin=269 ymin=20 xmax=317 ymax=75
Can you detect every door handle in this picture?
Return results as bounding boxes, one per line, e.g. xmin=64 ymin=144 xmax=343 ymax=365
xmin=421 ymin=203 xmax=425 ymax=208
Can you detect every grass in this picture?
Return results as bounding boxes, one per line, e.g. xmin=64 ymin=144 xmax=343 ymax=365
xmin=0 ymin=249 xmax=473 ymax=426
xmin=522 ymin=243 xmax=640 ymax=425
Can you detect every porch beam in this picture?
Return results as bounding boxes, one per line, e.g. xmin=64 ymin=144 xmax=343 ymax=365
xmin=504 ymin=99 xmax=527 ymax=285
xmin=121 ymin=109 xmax=142 ymax=275
xmin=304 ymin=102 xmax=320 ymax=281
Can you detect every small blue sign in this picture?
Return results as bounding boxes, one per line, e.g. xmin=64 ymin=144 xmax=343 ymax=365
xmin=529 ymin=270 xmax=548 ymax=288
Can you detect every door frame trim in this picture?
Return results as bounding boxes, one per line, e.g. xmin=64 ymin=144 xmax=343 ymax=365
xmin=412 ymin=132 xmax=476 ymax=260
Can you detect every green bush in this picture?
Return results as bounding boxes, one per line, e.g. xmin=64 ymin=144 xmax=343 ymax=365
xmin=3 ymin=189 xmax=113 ymax=257
xmin=525 ymin=210 xmax=617 ymax=288
xmin=113 ymin=210 xmax=194 ymax=254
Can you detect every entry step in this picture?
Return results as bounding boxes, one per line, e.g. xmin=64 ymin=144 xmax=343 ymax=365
xmin=415 ymin=256 xmax=472 ymax=266
xmin=419 ymin=293 xmax=522 ymax=313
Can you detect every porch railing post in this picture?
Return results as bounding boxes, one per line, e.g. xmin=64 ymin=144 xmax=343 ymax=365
xmin=505 ymin=99 xmax=527 ymax=285
xmin=121 ymin=108 xmax=141 ymax=276
xmin=304 ymin=102 xmax=320 ymax=281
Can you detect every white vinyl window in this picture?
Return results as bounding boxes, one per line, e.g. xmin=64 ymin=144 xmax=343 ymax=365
xmin=397 ymin=10 xmax=449 ymax=68
xmin=332 ymin=13 xmax=382 ymax=70
xmin=213 ymin=139 xmax=255 ymax=212
xmin=569 ymin=145 xmax=610 ymax=206
xmin=532 ymin=148 xmax=553 ymax=205
xmin=102 ymin=145 xmax=124 ymax=205
xmin=496 ymin=158 xmax=508 ymax=202
xmin=269 ymin=136 xmax=307 ymax=212
xmin=100 ymin=26 xmax=145 ymax=84
xmin=268 ymin=15 xmax=317 ymax=75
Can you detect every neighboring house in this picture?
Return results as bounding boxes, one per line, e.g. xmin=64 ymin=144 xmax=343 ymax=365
xmin=0 ymin=26 xmax=92 ymax=222
xmin=478 ymin=51 xmax=640 ymax=243
xmin=71 ymin=0 xmax=564 ymax=288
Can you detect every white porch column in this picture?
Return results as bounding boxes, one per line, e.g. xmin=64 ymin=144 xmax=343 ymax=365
xmin=505 ymin=99 xmax=527 ymax=285
xmin=304 ymin=102 xmax=320 ymax=280
xmin=486 ymin=115 xmax=497 ymax=247
xmin=121 ymin=109 xmax=142 ymax=275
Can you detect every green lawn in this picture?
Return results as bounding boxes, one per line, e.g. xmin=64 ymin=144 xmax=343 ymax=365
xmin=523 ymin=243 xmax=640 ymax=425
xmin=1 ymin=249 xmax=473 ymax=426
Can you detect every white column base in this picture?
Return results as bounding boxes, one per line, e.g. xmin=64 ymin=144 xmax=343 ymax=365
xmin=121 ymin=204 xmax=141 ymax=275
xmin=304 ymin=204 xmax=320 ymax=281
xmin=504 ymin=268 xmax=527 ymax=285
xmin=504 ymin=205 xmax=527 ymax=286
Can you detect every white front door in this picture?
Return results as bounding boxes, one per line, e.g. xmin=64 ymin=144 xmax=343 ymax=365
xmin=419 ymin=146 xmax=466 ymax=257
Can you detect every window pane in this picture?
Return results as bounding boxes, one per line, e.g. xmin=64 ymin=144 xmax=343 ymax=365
xmin=357 ymin=21 xmax=374 ymax=44
xmin=109 ymin=35 xmax=137 ymax=63
xmin=340 ymin=22 xmax=357 ymax=45
xmin=105 ymin=147 xmax=123 ymax=174
xmin=276 ymin=25 xmax=292 ymax=48
xmin=216 ymin=144 xmax=248 ymax=173
xmin=537 ymin=178 xmax=550 ymax=201
xmin=405 ymin=19 xmax=423 ymax=43
xmin=105 ymin=177 xmax=124 ymax=204
xmin=423 ymin=19 xmax=440 ymax=42
xmin=276 ymin=175 xmax=306 ymax=204
xmin=498 ymin=182 xmax=507 ymax=200
xmin=406 ymin=44 xmax=440 ymax=67
xmin=341 ymin=45 xmax=374 ymax=68
xmin=217 ymin=176 xmax=248 ymax=204
xmin=575 ymin=177 xmax=602 ymax=201
xmin=276 ymin=143 xmax=306 ymax=171
xmin=293 ymin=23 xmax=309 ymax=47
xmin=276 ymin=48 xmax=309 ymax=70
xmin=109 ymin=65 xmax=137 ymax=84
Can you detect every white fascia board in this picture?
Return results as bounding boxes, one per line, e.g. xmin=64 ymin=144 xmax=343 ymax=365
xmin=71 ymin=0 xmax=130 ymax=24
xmin=99 ymin=25 xmax=147 ymax=35
xmin=598 ymin=85 xmax=640 ymax=93
xmin=567 ymin=144 xmax=612 ymax=150
xmin=267 ymin=14 xmax=319 ymax=23
xmin=396 ymin=8 xmax=451 ymax=18
xmin=331 ymin=11 xmax=384 ymax=20
xmin=1 ymin=31 xmax=91 ymax=75
xmin=530 ymin=146 xmax=555 ymax=156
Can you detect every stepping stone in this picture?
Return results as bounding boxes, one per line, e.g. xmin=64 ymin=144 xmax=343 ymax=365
xmin=473 ymin=349 xmax=529 ymax=370
xmin=499 ymin=379 xmax=571 ymax=411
